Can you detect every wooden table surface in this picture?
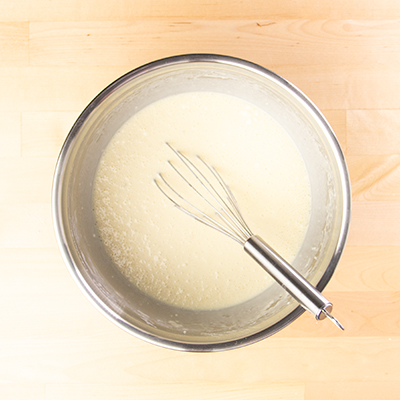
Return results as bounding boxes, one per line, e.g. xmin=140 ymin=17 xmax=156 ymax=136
xmin=1 ymin=1 xmax=400 ymax=399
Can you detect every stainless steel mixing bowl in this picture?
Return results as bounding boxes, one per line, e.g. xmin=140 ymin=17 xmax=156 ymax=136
xmin=52 ymin=54 xmax=351 ymax=351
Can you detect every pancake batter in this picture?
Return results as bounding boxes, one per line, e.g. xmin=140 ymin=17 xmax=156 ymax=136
xmin=93 ymin=92 xmax=311 ymax=310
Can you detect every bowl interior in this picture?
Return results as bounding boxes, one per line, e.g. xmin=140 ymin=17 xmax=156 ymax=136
xmin=54 ymin=57 xmax=350 ymax=350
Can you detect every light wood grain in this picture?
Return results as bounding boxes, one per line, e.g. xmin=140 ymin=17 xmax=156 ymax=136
xmin=1 ymin=0 xmax=400 ymax=399
xmin=29 ymin=20 xmax=400 ymax=67
xmin=0 ymin=112 xmax=21 ymax=157
xmin=347 ymin=110 xmax=400 ymax=155
xmin=0 ymin=157 xmax=55 ymax=203
xmin=45 ymin=337 xmax=397 ymax=384
xmin=347 ymin=155 xmax=400 ymax=200
xmin=0 ymin=385 xmax=45 ymax=400
xmin=306 ymin=382 xmax=400 ymax=400
xmin=0 ymin=22 xmax=28 ymax=66
xmin=330 ymin=246 xmax=400 ymax=291
xmin=347 ymin=201 xmax=400 ymax=246
xmin=278 ymin=64 xmax=400 ymax=110
xmin=44 ymin=383 xmax=305 ymax=400
xmin=2 ymin=0 xmax=400 ymax=21
xmin=0 ymin=66 xmax=128 ymax=111
xmin=22 ymin=111 xmax=79 ymax=157
xmin=0 ymin=203 xmax=56 ymax=248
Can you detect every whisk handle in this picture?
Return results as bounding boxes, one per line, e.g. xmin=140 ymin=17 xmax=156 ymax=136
xmin=244 ymin=235 xmax=333 ymax=321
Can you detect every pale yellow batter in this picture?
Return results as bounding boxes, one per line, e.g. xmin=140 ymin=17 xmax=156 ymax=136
xmin=93 ymin=92 xmax=311 ymax=310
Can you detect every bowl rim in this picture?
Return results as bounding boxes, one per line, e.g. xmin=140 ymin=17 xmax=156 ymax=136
xmin=52 ymin=53 xmax=351 ymax=352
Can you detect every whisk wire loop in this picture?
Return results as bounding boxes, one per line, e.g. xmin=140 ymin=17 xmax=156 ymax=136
xmin=197 ymin=156 xmax=253 ymax=238
xmin=154 ymin=173 xmax=245 ymax=245
xmin=160 ymin=143 xmax=252 ymax=244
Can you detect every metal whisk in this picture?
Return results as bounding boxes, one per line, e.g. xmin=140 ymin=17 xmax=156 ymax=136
xmin=154 ymin=143 xmax=344 ymax=330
